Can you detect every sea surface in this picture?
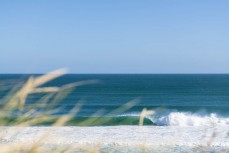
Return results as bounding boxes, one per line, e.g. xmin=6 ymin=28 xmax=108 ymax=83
xmin=1 ymin=74 xmax=229 ymax=126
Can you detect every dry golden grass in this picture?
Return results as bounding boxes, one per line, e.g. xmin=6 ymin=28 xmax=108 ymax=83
xmin=139 ymin=108 xmax=154 ymax=126
xmin=0 ymin=69 xmax=101 ymax=153
xmin=0 ymin=69 xmax=152 ymax=153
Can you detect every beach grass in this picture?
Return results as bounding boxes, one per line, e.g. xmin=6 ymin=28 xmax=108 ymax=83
xmin=0 ymin=69 xmax=148 ymax=153
xmin=0 ymin=69 xmax=88 ymax=152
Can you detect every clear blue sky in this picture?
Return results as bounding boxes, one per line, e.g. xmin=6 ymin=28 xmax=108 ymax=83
xmin=0 ymin=0 xmax=229 ymax=73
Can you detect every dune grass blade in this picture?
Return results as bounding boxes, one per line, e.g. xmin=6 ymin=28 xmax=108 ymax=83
xmin=139 ymin=108 xmax=154 ymax=126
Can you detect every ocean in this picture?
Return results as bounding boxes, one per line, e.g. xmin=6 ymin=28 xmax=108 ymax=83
xmin=1 ymin=74 xmax=229 ymax=126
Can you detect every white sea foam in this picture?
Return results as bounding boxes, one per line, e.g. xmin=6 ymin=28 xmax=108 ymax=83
xmin=153 ymin=112 xmax=229 ymax=126
xmin=1 ymin=126 xmax=229 ymax=152
xmin=120 ymin=109 xmax=229 ymax=126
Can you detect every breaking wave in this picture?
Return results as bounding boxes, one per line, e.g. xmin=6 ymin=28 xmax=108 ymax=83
xmin=119 ymin=109 xmax=229 ymax=126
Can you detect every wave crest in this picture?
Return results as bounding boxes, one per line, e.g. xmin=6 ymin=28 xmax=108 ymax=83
xmin=120 ymin=109 xmax=229 ymax=126
xmin=154 ymin=112 xmax=229 ymax=126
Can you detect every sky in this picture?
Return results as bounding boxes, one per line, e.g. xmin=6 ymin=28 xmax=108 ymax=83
xmin=0 ymin=0 xmax=229 ymax=74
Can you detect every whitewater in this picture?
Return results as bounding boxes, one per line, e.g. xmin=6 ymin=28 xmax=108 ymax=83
xmin=1 ymin=126 xmax=229 ymax=152
xmin=118 ymin=109 xmax=229 ymax=126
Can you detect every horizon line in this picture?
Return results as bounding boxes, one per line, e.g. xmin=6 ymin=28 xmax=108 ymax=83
xmin=1 ymin=73 xmax=229 ymax=75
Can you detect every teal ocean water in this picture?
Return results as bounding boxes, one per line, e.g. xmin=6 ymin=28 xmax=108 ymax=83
xmin=1 ymin=74 xmax=229 ymax=126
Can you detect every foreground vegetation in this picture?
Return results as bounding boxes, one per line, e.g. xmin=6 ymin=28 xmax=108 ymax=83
xmin=0 ymin=69 xmax=152 ymax=153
